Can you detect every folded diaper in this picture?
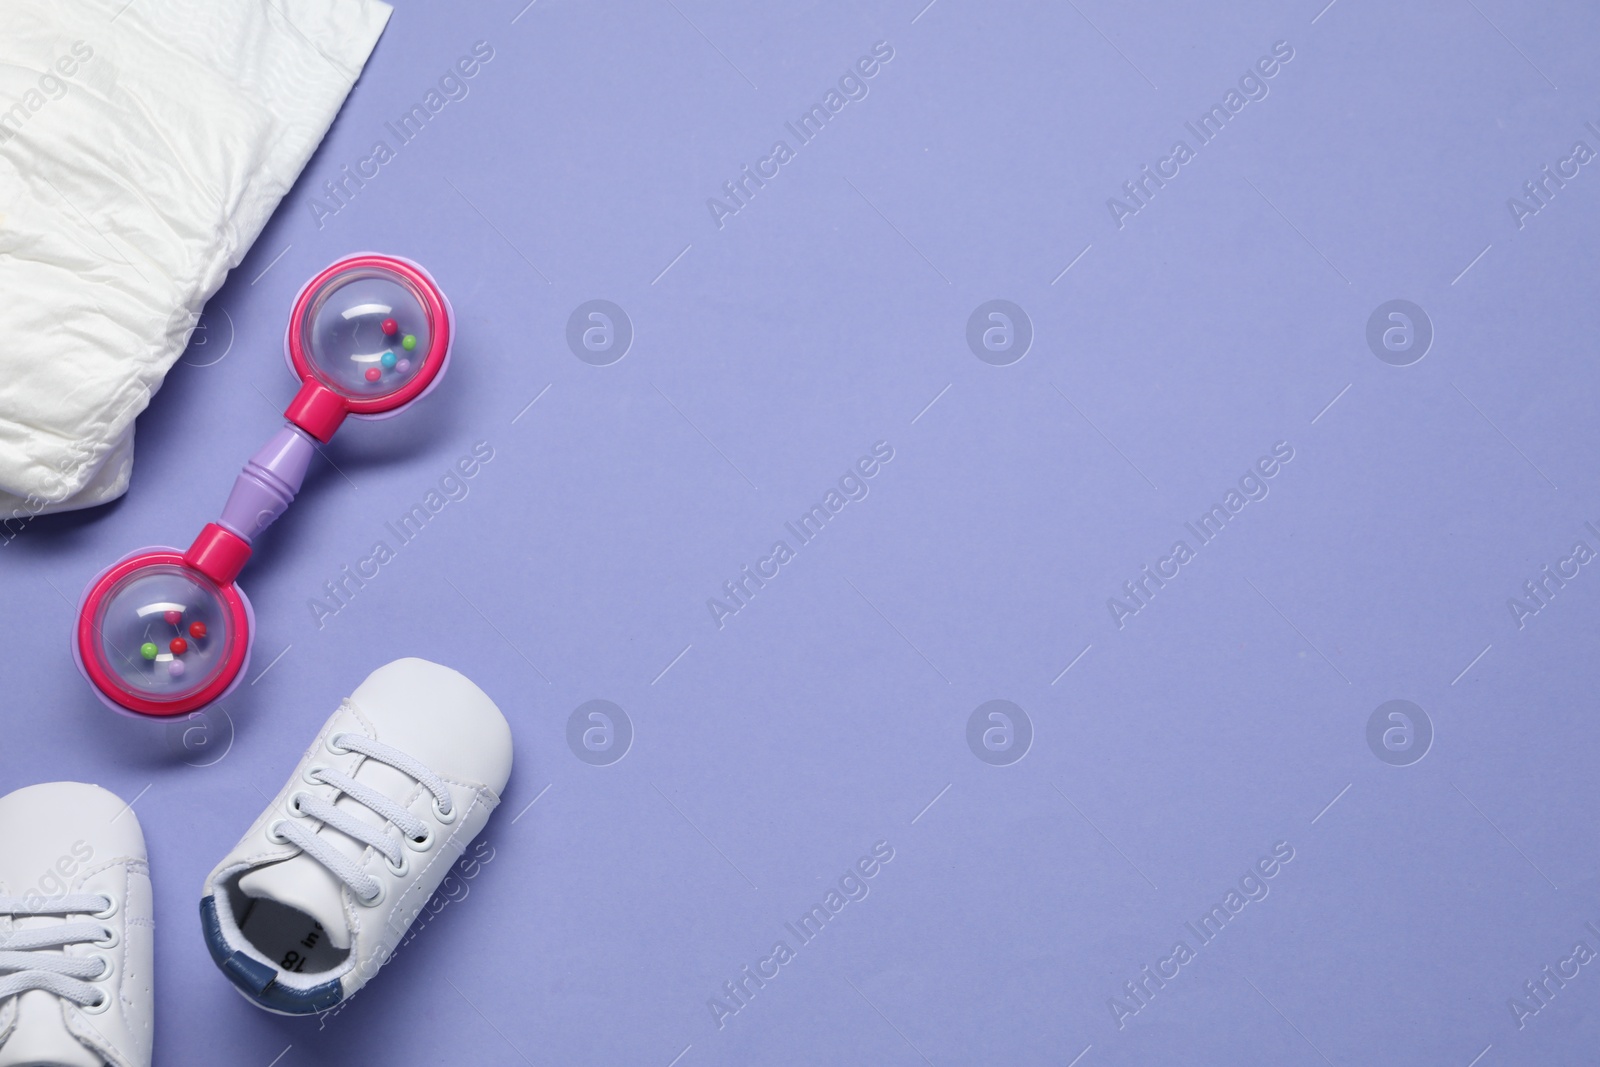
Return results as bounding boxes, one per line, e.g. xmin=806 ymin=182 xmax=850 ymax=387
xmin=0 ymin=0 xmax=392 ymax=519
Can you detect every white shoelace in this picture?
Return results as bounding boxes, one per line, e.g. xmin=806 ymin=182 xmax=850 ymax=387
xmin=0 ymin=894 xmax=113 ymax=1008
xmin=271 ymin=733 xmax=454 ymax=904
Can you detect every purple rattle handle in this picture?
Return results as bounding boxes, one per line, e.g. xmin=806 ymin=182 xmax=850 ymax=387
xmin=218 ymin=424 xmax=317 ymax=542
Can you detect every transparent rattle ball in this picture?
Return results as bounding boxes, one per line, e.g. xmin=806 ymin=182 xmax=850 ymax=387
xmin=89 ymin=565 xmax=236 ymax=706
xmin=297 ymin=266 xmax=434 ymax=399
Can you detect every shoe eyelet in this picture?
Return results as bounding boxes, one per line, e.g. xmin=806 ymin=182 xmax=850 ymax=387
xmin=266 ymin=821 xmax=291 ymax=845
xmin=93 ymin=927 xmax=119 ymax=949
xmin=91 ymin=954 xmax=113 ymax=980
xmin=325 ymin=733 xmax=351 ymax=756
xmin=89 ymin=896 xmax=116 ymax=921
xmin=80 ymin=990 xmax=111 ymax=1015
xmin=301 ymin=765 xmax=328 ymax=788
xmin=357 ymin=881 xmax=386 ymax=908
xmin=385 ymin=852 xmax=410 ymax=877
xmin=288 ymin=792 xmax=312 ymax=818
xmin=405 ymin=826 xmax=435 ymax=853
xmin=432 ymin=797 xmax=458 ymax=825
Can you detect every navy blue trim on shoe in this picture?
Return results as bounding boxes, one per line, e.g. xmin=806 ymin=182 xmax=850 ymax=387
xmin=200 ymin=895 xmax=344 ymax=1015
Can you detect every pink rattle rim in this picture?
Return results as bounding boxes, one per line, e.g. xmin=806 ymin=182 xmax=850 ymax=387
xmin=74 ymin=550 xmax=254 ymax=719
xmin=284 ymin=253 xmax=453 ymax=418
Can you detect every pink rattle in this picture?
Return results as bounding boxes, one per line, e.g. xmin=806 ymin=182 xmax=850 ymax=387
xmin=74 ymin=253 xmax=454 ymax=718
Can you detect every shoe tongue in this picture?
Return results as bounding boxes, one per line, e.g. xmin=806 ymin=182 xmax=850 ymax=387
xmin=237 ymin=856 xmax=352 ymax=951
xmin=0 ymin=989 xmax=102 ymax=1067
xmin=236 ymin=758 xmax=417 ymax=952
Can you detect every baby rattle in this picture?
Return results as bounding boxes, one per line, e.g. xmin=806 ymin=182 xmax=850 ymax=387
xmin=73 ymin=253 xmax=454 ymax=718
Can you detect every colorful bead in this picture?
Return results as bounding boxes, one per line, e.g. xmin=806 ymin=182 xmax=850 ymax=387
xmin=167 ymin=660 xmax=186 ymax=678
xmin=169 ymin=637 xmax=188 ymax=655
xmin=163 ymin=610 xmax=182 ymax=626
xmin=396 ymin=359 xmax=411 ymax=373
xmin=189 ymin=621 xmax=207 ymax=639
xmin=365 ymin=367 xmax=382 ymax=382
xmin=401 ymin=334 xmax=417 ymax=351
xmin=140 ymin=642 xmax=158 ymax=660
xmin=381 ymin=351 xmax=397 ymax=370
xmin=381 ymin=317 xmax=398 ymax=336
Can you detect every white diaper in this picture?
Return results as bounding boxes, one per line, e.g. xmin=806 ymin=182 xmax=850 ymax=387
xmin=0 ymin=0 xmax=392 ymax=520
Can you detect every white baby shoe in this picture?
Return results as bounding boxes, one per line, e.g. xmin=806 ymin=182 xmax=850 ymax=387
xmin=201 ymin=658 xmax=512 ymax=1014
xmin=0 ymin=782 xmax=153 ymax=1067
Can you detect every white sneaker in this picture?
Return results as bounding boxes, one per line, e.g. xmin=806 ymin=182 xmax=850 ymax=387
xmin=0 ymin=783 xmax=153 ymax=1067
xmin=200 ymin=658 xmax=512 ymax=1015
